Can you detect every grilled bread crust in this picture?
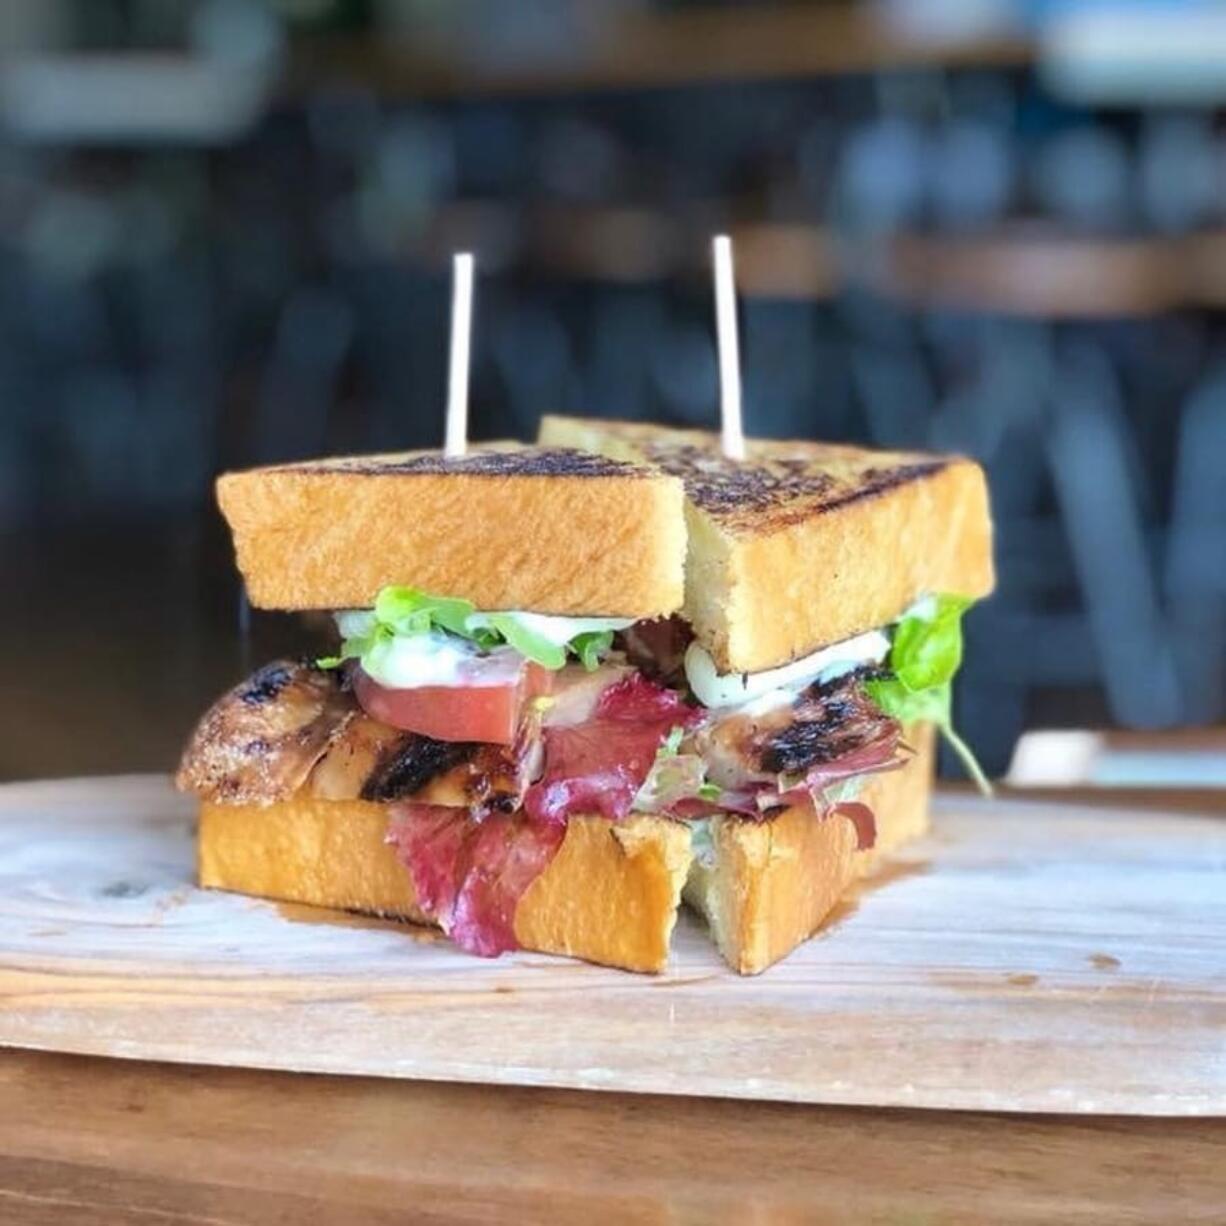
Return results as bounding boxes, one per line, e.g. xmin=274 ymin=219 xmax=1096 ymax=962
xmin=538 ymin=417 xmax=995 ymax=673
xmin=216 ymin=448 xmax=687 ymax=617
xmin=198 ymin=798 xmax=692 ymax=974
xmin=682 ymin=725 xmax=934 ymax=975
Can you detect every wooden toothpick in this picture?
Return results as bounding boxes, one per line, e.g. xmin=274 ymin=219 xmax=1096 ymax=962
xmin=444 ymin=252 xmax=475 ymax=457
xmin=712 ymin=234 xmax=745 ymax=461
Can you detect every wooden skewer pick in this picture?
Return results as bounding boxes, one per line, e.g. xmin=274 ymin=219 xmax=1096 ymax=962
xmin=712 ymin=234 xmax=745 ymax=461
xmin=444 ymin=252 xmax=475 ymax=458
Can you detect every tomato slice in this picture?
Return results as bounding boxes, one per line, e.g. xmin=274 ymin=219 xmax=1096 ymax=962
xmin=353 ymin=660 xmax=552 ymax=745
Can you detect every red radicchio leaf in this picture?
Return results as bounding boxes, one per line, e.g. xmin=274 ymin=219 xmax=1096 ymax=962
xmin=523 ymin=674 xmax=701 ymax=824
xmin=595 ymin=673 xmax=702 ymax=725
xmin=667 ymin=789 xmax=761 ymax=820
xmin=386 ymin=804 xmax=565 ymax=957
xmin=523 ymin=723 xmax=665 ymax=822
xmin=668 ymin=790 xmax=877 ymax=849
xmin=831 ymin=801 xmax=877 ymax=852
xmin=386 ymin=803 xmax=469 ymax=922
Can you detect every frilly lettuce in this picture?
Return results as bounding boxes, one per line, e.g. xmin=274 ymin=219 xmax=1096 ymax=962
xmin=633 ymin=724 xmax=714 ymax=813
xmin=318 ymin=586 xmax=623 ymax=673
xmin=865 ymin=594 xmax=992 ymax=795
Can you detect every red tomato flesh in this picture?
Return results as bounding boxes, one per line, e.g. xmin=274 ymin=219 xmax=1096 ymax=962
xmin=353 ymin=660 xmax=552 ymax=745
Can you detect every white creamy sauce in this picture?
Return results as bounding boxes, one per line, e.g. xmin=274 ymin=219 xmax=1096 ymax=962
xmin=333 ymin=608 xmax=633 ymax=689
xmin=902 ymin=594 xmax=937 ymax=622
xmin=364 ymin=630 xmax=512 ymax=689
xmin=338 ymin=601 xmax=911 ymax=699
xmin=683 ymin=628 xmax=890 ymax=711
xmin=334 ymin=609 xmax=377 ymax=640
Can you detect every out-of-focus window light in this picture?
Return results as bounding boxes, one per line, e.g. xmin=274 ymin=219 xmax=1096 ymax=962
xmin=0 ymin=0 xmax=282 ymax=145
xmin=1041 ymin=3 xmax=1226 ymax=104
xmin=1010 ymin=730 xmax=1226 ymax=788
xmin=1008 ymin=730 xmax=1103 ymax=786
xmin=876 ymin=0 xmax=1023 ymax=43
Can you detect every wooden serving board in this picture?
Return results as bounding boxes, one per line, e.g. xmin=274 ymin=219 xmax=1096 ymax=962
xmin=0 ymin=775 xmax=1222 ymax=1116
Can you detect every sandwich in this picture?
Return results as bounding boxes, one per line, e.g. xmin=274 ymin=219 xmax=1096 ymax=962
xmin=537 ymin=416 xmax=994 ymax=971
xmin=177 ymin=429 xmax=994 ymax=975
xmin=178 ymin=447 xmax=694 ymax=973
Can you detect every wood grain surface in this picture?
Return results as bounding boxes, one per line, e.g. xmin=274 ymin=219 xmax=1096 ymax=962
xmin=0 ymin=774 xmax=1222 ymax=1116
xmin=1 ymin=1048 xmax=1224 ymax=1226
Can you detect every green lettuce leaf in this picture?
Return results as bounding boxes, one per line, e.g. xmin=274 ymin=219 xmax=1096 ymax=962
xmin=865 ymin=595 xmax=992 ymax=796
xmin=374 ymin=587 xmax=475 ymax=638
xmin=659 ymin=724 xmax=685 ymax=756
xmin=465 ymin=612 xmax=567 ymax=671
xmin=318 ymin=586 xmax=619 ymax=673
xmin=889 ymin=594 xmax=971 ymax=691
xmin=571 ymin=629 xmax=615 ymax=673
xmin=634 ymin=725 xmax=709 ymax=813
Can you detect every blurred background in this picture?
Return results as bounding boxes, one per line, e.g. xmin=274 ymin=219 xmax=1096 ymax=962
xmin=2 ymin=0 xmax=1225 ymax=786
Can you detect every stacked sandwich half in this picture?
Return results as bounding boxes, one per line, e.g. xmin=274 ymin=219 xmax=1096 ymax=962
xmin=178 ymin=421 xmax=993 ymax=974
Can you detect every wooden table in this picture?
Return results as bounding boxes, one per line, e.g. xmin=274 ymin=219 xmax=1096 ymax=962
xmin=1 ymin=1048 xmax=1223 ymax=1225
xmin=1 ymin=780 xmax=1223 ymax=1223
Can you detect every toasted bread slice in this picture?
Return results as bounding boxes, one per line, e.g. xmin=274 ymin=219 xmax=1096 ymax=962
xmin=216 ymin=447 xmax=686 ymax=617
xmin=682 ymin=725 xmax=934 ymax=975
xmin=538 ymin=417 xmax=994 ymax=673
xmin=855 ymin=722 xmax=935 ymax=877
xmin=198 ymin=797 xmax=692 ymax=974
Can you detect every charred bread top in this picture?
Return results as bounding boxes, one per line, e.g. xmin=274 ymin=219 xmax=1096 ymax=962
xmin=217 ymin=447 xmax=687 ymax=617
xmin=538 ymin=417 xmax=995 ymax=674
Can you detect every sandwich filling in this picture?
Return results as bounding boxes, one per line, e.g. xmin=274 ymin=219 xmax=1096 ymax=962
xmin=178 ymin=586 xmax=983 ymax=957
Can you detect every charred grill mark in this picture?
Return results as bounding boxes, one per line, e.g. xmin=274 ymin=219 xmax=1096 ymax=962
xmin=756 ymin=675 xmax=895 ymax=775
xmin=280 ymin=448 xmax=644 ymax=480
xmin=638 ymin=445 xmax=837 ymax=516
xmin=478 ymin=747 xmax=530 ymax=809
xmin=836 ymin=462 xmax=948 ymax=506
xmin=361 ymin=737 xmax=476 ymax=803
xmin=761 ymin=713 xmax=861 ymax=774
xmin=811 ymin=663 xmax=890 ymax=695
xmin=176 ymin=659 xmax=356 ymax=805
xmin=238 ymin=662 xmax=296 ymax=706
xmin=635 ymin=441 xmax=949 ymax=531
xmin=184 ymin=660 xmax=532 ymax=810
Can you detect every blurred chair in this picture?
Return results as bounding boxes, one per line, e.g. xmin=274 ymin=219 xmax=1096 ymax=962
xmin=1165 ymin=365 xmax=1226 ymax=723
xmin=1046 ymin=341 xmax=1182 ymax=728
xmin=250 ymin=286 xmax=353 ymax=464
